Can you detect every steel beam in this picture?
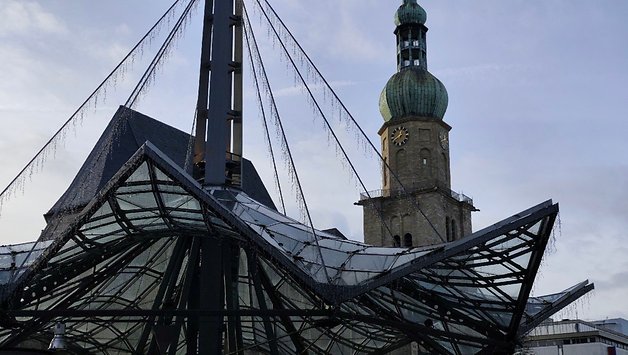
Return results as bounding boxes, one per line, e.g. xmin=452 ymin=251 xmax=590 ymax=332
xmin=204 ymin=0 xmax=234 ymax=185
xmin=193 ymin=0 xmax=214 ymax=170
xmin=518 ymin=281 xmax=594 ymax=336
xmin=258 ymin=262 xmax=308 ymax=354
xmin=198 ymin=235 xmax=225 ymax=354
xmin=2 ymin=240 xmax=156 ymax=348
xmin=138 ymin=237 xmax=189 ymax=353
xmin=247 ymin=251 xmax=279 ymax=354
xmin=507 ymin=213 xmax=556 ymax=340
xmin=224 ymin=243 xmax=243 ymax=354
xmin=232 ymin=0 xmax=244 ymax=166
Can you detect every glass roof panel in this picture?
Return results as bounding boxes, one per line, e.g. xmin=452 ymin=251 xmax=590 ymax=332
xmin=153 ymin=165 xmax=173 ymax=182
xmin=125 ymin=162 xmax=150 ymax=183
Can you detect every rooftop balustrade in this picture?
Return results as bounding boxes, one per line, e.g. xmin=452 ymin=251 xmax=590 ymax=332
xmin=359 ymin=179 xmax=474 ymax=205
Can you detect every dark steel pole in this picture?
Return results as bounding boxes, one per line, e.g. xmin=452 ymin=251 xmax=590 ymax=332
xmin=232 ymin=0 xmax=244 ymax=166
xmin=204 ymin=0 xmax=234 ymax=185
xmin=193 ymin=0 xmax=214 ymax=175
xmin=199 ymin=236 xmax=225 ymax=354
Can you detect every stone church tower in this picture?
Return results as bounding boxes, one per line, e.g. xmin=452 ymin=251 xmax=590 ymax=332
xmin=360 ymin=0 xmax=477 ymax=248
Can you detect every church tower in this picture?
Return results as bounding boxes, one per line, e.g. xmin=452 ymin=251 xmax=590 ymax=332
xmin=360 ymin=0 xmax=477 ymax=248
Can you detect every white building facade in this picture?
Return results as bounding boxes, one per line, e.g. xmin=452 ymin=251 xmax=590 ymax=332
xmin=522 ymin=319 xmax=628 ymax=355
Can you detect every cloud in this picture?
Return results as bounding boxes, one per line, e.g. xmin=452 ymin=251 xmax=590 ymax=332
xmin=274 ymin=80 xmax=358 ymax=98
xmin=114 ymin=23 xmax=132 ymax=37
xmin=328 ymin=10 xmax=386 ymax=62
xmin=0 ymin=1 xmax=67 ymax=37
xmin=435 ymin=63 xmax=530 ymax=83
xmin=595 ymin=270 xmax=628 ymax=292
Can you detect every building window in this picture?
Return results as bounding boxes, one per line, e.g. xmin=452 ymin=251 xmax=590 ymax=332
xmin=403 ymin=233 xmax=413 ymax=247
xmin=442 ymin=153 xmax=449 ymax=183
xmin=420 ymin=148 xmax=431 ymax=170
xmin=418 ymin=129 xmax=430 ymax=142
xmin=396 ymin=149 xmax=408 ymax=176
xmin=413 ymin=59 xmax=420 ymax=66
xmin=383 ymin=157 xmax=388 ymax=186
xmin=446 ymin=217 xmax=451 ymax=241
xmin=451 ymin=219 xmax=457 ymax=240
xmin=393 ymin=235 xmax=401 ymax=247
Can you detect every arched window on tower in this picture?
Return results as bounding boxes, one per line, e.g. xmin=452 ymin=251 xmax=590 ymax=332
xmin=441 ymin=153 xmax=449 ymax=183
xmin=446 ymin=217 xmax=451 ymax=241
xmin=396 ymin=149 xmax=408 ymax=176
xmin=393 ymin=235 xmax=401 ymax=247
xmin=420 ymin=149 xmax=431 ymax=166
xmin=383 ymin=157 xmax=388 ymax=187
xmin=403 ymin=233 xmax=413 ymax=248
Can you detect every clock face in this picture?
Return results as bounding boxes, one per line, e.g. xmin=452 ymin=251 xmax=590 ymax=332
xmin=391 ymin=126 xmax=409 ymax=147
xmin=439 ymin=131 xmax=449 ymax=150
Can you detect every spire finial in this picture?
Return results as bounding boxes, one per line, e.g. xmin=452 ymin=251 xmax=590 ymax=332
xmin=395 ymin=0 xmax=426 ymax=26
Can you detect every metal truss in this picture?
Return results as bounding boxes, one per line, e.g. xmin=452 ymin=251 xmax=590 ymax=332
xmin=0 ymin=143 xmax=593 ymax=354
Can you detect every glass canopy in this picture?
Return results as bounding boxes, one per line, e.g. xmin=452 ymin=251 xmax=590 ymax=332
xmin=0 ymin=143 xmax=593 ymax=354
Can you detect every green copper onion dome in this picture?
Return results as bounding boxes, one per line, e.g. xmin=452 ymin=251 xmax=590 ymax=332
xmin=380 ymin=1 xmax=448 ymax=121
xmin=394 ymin=0 xmax=427 ymax=26
xmin=379 ymin=68 xmax=448 ymax=121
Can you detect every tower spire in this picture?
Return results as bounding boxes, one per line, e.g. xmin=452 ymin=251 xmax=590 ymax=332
xmin=394 ymin=0 xmax=428 ymax=71
xmin=380 ymin=1 xmax=447 ymax=123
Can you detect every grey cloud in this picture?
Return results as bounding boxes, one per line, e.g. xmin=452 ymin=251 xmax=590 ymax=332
xmin=0 ymin=1 xmax=68 ymax=37
xmin=595 ymin=272 xmax=628 ymax=292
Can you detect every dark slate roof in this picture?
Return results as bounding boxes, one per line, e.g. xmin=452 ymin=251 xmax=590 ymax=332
xmin=41 ymin=106 xmax=275 ymax=239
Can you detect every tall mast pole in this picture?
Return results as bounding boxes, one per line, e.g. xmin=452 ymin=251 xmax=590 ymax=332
xmin=193 ymin=0 xmax=243 ymax=186
xmin=232 ymin=0 xmax=244 ymax=162
xmin=191 ymin=3 xmax=245 ymax=353
xmin=193 ymin=0 xmax=213 ymax=173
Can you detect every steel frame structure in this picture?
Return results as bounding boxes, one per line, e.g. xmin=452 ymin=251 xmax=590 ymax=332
xmin=0 ymin=142 xmax=593 ymax=354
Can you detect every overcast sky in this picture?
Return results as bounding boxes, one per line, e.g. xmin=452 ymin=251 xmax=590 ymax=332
xmin=0 ymin=0 xmax=627 ymax=322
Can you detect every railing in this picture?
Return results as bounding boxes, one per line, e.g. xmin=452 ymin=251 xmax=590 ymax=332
xmin=359 ymin=179 xmax=473 ymax=205
xmin=529 ymin=319 xmax=628 ymax=340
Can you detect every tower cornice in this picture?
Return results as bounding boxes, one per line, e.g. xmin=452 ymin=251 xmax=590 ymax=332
xmin=378 ymin=116 xmax=451 ymax=136
xmin=394 ymin=23 xmax=428 ymax=36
